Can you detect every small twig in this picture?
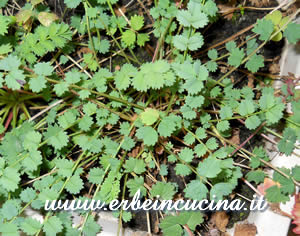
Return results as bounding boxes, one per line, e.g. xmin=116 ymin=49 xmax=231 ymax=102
xmin=29 ymin=99 xmax=64 ymax=122
xmin=146 ymin=211 xmax=152 ymax=236
xmin=65 ymin=54 xmax=93 ymax=78
xmin=242 ymin=178 xmax=263 ymax=197
xmin=21 ymin=168 xmax=57 ymax=186
xmin=118 ymin=7 xmax=130 ymax=25
xmin=183 ymin=225 xmax=194 ymax=236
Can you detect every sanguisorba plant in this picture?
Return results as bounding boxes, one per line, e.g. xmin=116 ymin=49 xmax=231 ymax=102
xmin=0 ymin=0 xmax=299 ymax=235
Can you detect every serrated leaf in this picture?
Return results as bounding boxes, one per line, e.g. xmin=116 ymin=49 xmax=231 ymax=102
xmin=127 ymin=176 xmax=146 ymax=197
xmin=150 ymin=181 xmax=176 ymax=200
xmin=178 ymin=147 xmax=194 ymax=163
xmin=114 ymin=64 xmax=136 ymax=90
xmin=206 ymin=137 xmax=218 ymax=150
xmin=210 ymin=183 xmax=233 ymax=200
xmin=246 ymin=170 xmax=265 ymax=184
xmin=124 ymin=157 xmax=146 ymax=174
xmin=253 ymin=18 xmax=274 ymax=41
xmin=43 ymin=216 xmax=63 ymax=236
xmin=65 ymin=174 xmax=83 ymax=194
xmin=186 ymin=95 xmax=204 ymax=109
xmin=177 ymin=10 xmax=208 ymax=29
xmin=228 ymin=47 xmax=244 ymax=67
xmin=82 ymin=216 xmax=101 ymax=236
xmin=158 ymin=115 xmax=178 ymax=137
xmin=78 ymin=116 xmax=93 ymax=131
xmin=160 ymin=216 xmax=183 ymax=236
xmin=130 ymin=15 xmax=144 ymax=31
xmin=136 ymin=126 xmax=158 ymax=146
xmin=0 ymin=167 xmax=20 ymax=192
xmin=44 ymin=125 xmax=69 ymax=150
xmin=0 ymin=222 xmax=19 ymax=236
xmin=173 ymin=33 xmax=204 ymax=51
xmin=20 ymin=188 xmax=36 ymax=203
xmin=245 ymin=115 xmax=261 ymax=130
xmin=187 ymin=33 xmax=204 ymax=50
xmin=292 ymin=166 xmax=300 ymax=181
xmin=273 ymin=169 xmax=294 ymax=194
xmin=259 ymin=90 xmax=285 ymax=124
xmin=0 ymin=44 xmax=12 ymax=55
xmin=137 ymin=33 xmax=149 ymax=46
xmin=220 ymin=106 xmax=233 ymax=119
xmin=217 ymin=120 xmax=230 ymax=131
xmin=29 ymin=76 xmax=47 ymax=93
xmin=265 ymin=185 xmax=289 ymax=203
xmin=245 ymin=54 xmax=264 ymax=73
xmin=1 ymin=200 xmax=19 ymax=220
xmin=34 ymin=62 xmax=53 ymax=76
xmin=208 ymin=49 xmax=218 ymax=60
xmin=88 ymin=167 xmax=105 ymax=184
xmin=122 ymin=30 xmax=136 ymax=46
xmin=55 ymin=159 xmax=73 ymax=177
xmin=21 ymin=218 xmax=42 ymax=236
xmin=184 ymin=180 xmax=208 ymax=200
xmin=197 ymin=157 xmax=221 ymax=178
xmin=54 ymin=81 xmax=69 ymax=96
xmin=175 ymin=163 xmax=192 ymax=176
xmin=283 ymin=22 xmax=300 ymax=44
xmin=22 ymin=150 xmax=42 ymax=172
xmin=122 ymin=136 xmax=135 ymax=151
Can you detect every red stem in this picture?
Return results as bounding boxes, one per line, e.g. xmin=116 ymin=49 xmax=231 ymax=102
xmin=230 ymin=121 xmax=266 ymax=156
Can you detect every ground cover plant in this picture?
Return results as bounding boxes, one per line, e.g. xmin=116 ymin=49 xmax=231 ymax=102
xmin=0 ymin=0 xmax=300 ymax=235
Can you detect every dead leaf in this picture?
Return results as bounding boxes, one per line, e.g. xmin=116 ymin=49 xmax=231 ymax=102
xmin=234 ymin=223 xmax=257 ymax=236
xmin=249 ymin=0 xmax=270 ymax=7
xmin=257 ymin=178 xmax=281 ymax=196
xmin=269 ymin=63 xmax=280 ymax=75
xmin=105 ymin=124 xmax=112 ymax=130
xmin=16 ymin=9 xmax=33 ymax=24
xmin=286 ymin=3 xmax=299 ymax=15
xmin=269 ymin=56 xmax=281 ymax=74
xmin=218 ymin=4 xmax=235 ymax=21
xmin=247 ymin=75 xmax=254 ymax=88
xmin=128 ymin=145 xmax=141 ymax=157
xmin=146 ymin=0 xmax=153 ymax=6
xmin=220 ymin=66 xmax=228 ymax=74
xmin=115 ymin=6 xmax=126 ymax=17
xmin=155 ymin=145 xmax=164 ymax=155
xmin=211 ymin=212 xmax=229 ymax=232
xmin=38 ymin=12 xmax=58 ymax=27
xmin=229 ymin=128 xmax=240 ymax=145
xmin=77 ymin=47 xmax=93 ymax=58
xmin=16 ymin=9 xmax=33 ymax=30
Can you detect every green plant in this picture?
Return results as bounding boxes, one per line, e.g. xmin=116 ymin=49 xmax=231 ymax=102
xmin=0 ymin=0 xmax=299 ymax=235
